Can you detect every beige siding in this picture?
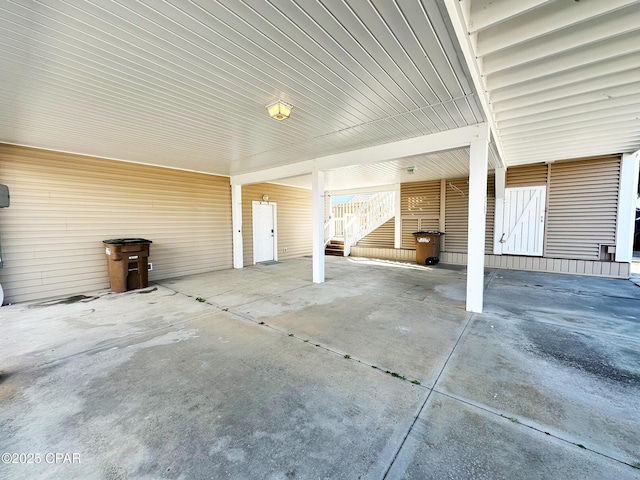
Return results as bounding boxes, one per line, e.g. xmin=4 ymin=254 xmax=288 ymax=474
xmin=506 ymin=164 xmax=548 ymax=187
xmin=443 ymin=178 xmax=469 ymax=252
xmin=485 ymin=174 xmax=495 ymax=254
xmin=356 ymin=218 xmax=395 ymax=248
xmin=0 ymin=144 xmax=232 ymax=304
xmin=546 ymin=157 xmax=620 ymax=260
xmin=350 ymin=246 xmax=416 ymax=263
xmin=400 ymin=180 xmax=440 ymax=248
xmin=242 ymin=183 xmax=312 ymax=266
xmin=440 ymin=252 xmax=629 ymax=279
xmin=346 ymin=158 xmax=628 ymax=280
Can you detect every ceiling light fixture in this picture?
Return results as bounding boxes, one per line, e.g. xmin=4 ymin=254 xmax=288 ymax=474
xmin=266 ymin=100 xmax=293 ymax=121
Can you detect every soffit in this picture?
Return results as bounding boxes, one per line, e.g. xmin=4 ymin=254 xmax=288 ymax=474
xmin=275 ymin=144 xmax=501 ymax=190
xmin=0 ymin=0 xmax=485 ymax=180
xmin=464 ymin=0 xmax=640 ymax=166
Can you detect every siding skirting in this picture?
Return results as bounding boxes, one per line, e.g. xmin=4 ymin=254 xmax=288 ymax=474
xmin=350 ymin=246 xmax=416 ymax=263
xmin=349 ymin=247 xmax=630 ymax=279
xmin=441 ymin=252 xmax=630 ymax=279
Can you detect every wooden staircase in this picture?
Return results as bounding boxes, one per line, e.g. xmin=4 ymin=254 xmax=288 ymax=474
xmin=325 ymin=239 xmax=344 ymax=256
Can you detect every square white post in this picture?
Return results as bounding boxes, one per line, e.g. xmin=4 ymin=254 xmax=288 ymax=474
xmin=466 ymin=136 xmax=489 ymax=313
xmin=312 ymin=168 xmax=325 ymax=283
xmin=493 ymin=167 xmax=506 ymax=255
xmin=394 ymin=183 xmax=402 ymax=249
xmin=231 ymin=184 xmax=243 ymax=269
xmin=615 ymin=151 xmax=640 ymax=263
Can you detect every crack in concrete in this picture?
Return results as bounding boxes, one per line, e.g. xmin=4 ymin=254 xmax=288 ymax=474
xmin=381 ymin=311 xmax=476 ymax=479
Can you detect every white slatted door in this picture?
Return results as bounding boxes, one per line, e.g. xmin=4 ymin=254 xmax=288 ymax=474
xmin=500 ymin=186 xmax=546 ymax=256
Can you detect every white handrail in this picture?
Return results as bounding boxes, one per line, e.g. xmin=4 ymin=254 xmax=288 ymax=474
xmin=342 ymin=191 xmax=395 ymax=256
xmin=324 ymin=219 xmax=334 ymax=247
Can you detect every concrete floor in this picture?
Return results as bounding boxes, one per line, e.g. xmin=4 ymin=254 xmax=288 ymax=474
xmin=1 ymin=256 xmax=639 ymax=480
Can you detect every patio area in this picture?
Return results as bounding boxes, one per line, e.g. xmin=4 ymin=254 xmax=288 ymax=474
xmin=1 ymin=256 xmax=639 ymax=479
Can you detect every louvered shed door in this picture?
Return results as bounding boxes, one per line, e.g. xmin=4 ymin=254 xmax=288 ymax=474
xmin=500 ymin=186 xmax=546 ymax=256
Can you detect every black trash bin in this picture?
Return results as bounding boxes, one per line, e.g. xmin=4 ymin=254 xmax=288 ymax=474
xmin=412 ymin=231 xmax=443 ymax=265
xmin=103 ymin=238 xmax=152 ymax=293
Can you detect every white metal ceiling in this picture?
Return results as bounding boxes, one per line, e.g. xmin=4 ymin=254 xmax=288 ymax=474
xmin=2 ymin=0 xmax=637 ymax=190
xmin=456 ymin=0 xmax=640 ymax=166
xmin=0 ymin=0 xmax=484 ymax=184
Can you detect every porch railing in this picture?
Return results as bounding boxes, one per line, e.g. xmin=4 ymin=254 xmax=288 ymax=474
xmin=325 ymin=191 xmax=395 ymax=256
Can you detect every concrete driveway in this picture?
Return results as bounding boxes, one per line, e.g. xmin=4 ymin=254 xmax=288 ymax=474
xmin=1 ymin=257 xmax=639 ymax=479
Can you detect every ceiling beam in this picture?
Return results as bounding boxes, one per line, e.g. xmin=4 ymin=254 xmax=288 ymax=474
xmin=485 ymin=31 xmax=640 ymax=90
xmin=316 ymin=124 xmax=487 ymax=171
xmin=499 ymin=111 xmax=640 ymax=136
xmin=490 ymin=56 xmax=640 ymax=103
xmin=231 ymin=160 xmax=315 ymax=186
xmin=501 ymin=124 xmax=640 ymax=146
xmin=494 ymin=83 xmax=640 ymax=121
xmin=493 ymin=72 xmax=640 ymax=114
xmin=503 ymin=132 xmax=640 ymax=154
xmin=231 ymin=124 xmax=487 ymax=185
xmin=327 ymin=184 xmax=398 ymax=196
xmin=444 ymin=0 xmax=505 ymax=169
xmin=476 ymin=0 xmax=637 ymax=56
xmin=496 ymin=95 xmax=640 ymax=129
xmin=481 ymin=6 xmax=640 ymax=75
xmin=469 ymin=0 xmax=554 ymax=34
xmin=507 ymin=142 xmax=640 ymax=164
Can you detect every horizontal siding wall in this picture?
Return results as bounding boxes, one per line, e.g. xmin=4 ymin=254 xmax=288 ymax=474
xmin=350 ymin=158 xmax=627 ymax=280
xmin=443 ymin=178 xmax=469 ymax=252
xmin=443 ymin=176 xmax=494 ymax=254
xmin=348 ymin=249 xmax=629 ymax=279
xmin=485 ymin=174 xmax=495 ymax=254
xmin=506 ymin=164 xmax=548 ymax=187
xmin=242 ymin=183 xmax=312 ymax=266
xmin=350 ymin=246 xmax=416 ymax=263
xmin=440 ymin=252 xmax=630 ymax=279
xmin=0 ymin=144 xmax=232 ymax=304
xmin=546 ymin=157 xmax=620 ymax=260
xmin=400 ymin=180 xmax=440 ymax=248
xmin=356 ymin=218 xmax=395 ymax=248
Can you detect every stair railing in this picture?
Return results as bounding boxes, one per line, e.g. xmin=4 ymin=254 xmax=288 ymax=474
xmin=324 ymin=218 xmax=335 ymax=247
xmin=342 ymin=191 xmax=395 ymax=257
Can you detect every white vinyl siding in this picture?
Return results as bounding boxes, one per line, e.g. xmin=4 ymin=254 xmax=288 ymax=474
xmin=546 ymin=157 xmax=620 ymax=260
xmin=0 ymin=144 xmax=232 ymax=304
xmin=242 ymin=183 xmax=312 ymax=266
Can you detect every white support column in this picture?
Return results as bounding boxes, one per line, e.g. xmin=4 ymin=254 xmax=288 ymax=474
xmin=231 ymin=184 xmax=244 ymax=269
xmin=615 ymin=151 xmax=640 ymax=263
xmin=466 ymin=136 xmax=489 ymax=313
xmin=493 ymin=167 xmax=506 ymax=255
xmin=394 ymin=183 xmax=402 ymax=249
xmin=312 ymin=168 xmax=325 ymax=283
xmin=439 ymin=179 xmax=447 ymax=250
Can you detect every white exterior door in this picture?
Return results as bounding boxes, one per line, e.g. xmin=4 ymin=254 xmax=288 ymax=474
xmin=252 ymin=202 xmax=276 ymax=263
xmin=500 ymin=186 xmax=546 ymax=256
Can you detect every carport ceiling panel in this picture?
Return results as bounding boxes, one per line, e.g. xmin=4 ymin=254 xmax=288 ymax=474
xmin=0 ymin=0 xmax=484 ymax=176
xmin=319 ymin=146 xmax=501 ymax=191
xmin=466 ymin=0 xmax=640 ymax=166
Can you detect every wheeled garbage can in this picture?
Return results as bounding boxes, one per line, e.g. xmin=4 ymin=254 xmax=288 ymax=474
xmin=412 ymin=231 xmax=443 ymax=265
xmin=103 ymin=238 xmax=152 ymax=293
